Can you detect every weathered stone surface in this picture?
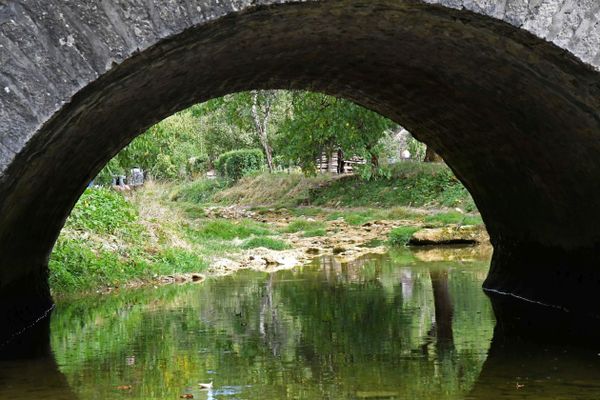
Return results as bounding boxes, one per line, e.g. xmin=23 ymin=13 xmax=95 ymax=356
xmin=2 ymin=0 xmax=600 ymax=340
xmin=412 ymin=244 xmax=493 ymax=263
xmin=410 ymin=225 xmax=490 ymax=246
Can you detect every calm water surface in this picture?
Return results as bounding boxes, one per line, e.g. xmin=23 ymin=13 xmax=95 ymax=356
xmin=3 ymin=248 xmax=600 ymax=399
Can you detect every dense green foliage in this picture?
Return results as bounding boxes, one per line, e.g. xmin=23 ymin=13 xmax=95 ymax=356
xmin=65 ymin=188 xmax=137 ymax=234
xmin=193 ymin=91 xmax=292 ymax=160
xmin=97 ymin=90 xmax=404 ymax=182
xmin=49 ymin=186 xmax=212 ymax=294
xmin=49 ymin=238 xmax=208 ymax=294
xmin=51 ymin=88 xmax=480 ymax=296
xmin=276 ymin=92 xmax=396 ymax=174
xmin=97 ymin=108 xmax=208 ymax=182
xmin=216 ymin=149 xmax=265 ymax=180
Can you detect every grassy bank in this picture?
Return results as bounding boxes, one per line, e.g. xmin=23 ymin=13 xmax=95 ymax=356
xmin=50 ymin=162 xmax=482 ymax=296
xmin=49 ymin=184 xmax=282 ymax=296
xmin=178 ymin=162 xmax=476 ymax=211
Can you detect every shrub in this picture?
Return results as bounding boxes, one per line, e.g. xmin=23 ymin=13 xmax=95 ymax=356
xmin=49 ymin=237 xmax=152 ymax=293
xmin=388 ymin=226 xmax=420 ymax=246
xmin=66 ymin=188 xmax=137 ymax=235
xmin=215 ymin=152 xmax=232 ymax=177
xmin=216 ymin=149 xmax=265 ymax=180
xmin=189 ymin=154 xmax=210 ymax=175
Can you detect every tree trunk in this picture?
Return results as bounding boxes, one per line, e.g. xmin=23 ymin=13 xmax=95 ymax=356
xmin=424 ymin=146 xmax=443 ymax=162
xmin=337 ymin=149 xmax=345 ymax=174
xmin=251 ymin=91 xmax=275 ymax=172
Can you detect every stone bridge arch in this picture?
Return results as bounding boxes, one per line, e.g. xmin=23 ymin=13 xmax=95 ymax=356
xmin=2 ymin=0 xmax=600 ymax=342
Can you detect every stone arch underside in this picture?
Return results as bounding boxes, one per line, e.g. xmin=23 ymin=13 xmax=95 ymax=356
xmin=2 ymin=0 xmax=600 ymax=342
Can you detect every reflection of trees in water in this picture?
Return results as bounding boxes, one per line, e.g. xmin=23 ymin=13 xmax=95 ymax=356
xmin=16 ymin=266 xmax=600 ymax=400
xmin=47 ymin=257 xmax=494 ymax=399
xmin=420 ymin=269 xmax=455 ymax=356
xmin=430 ymin=270 xmax=454 ymax=343
xmin=259 ymin=274 xmax=287 ymax=357
xmin=274 ymin=259 xmax=490 ymax=398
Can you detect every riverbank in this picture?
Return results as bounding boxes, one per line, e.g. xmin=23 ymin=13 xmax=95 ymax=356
xmin=49 ymin=164 xmax=488 ymax=297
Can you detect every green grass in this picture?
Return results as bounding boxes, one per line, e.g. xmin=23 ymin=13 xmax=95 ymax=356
xmin=423 ymin=211 xmax=483 ymax=226
xmin=49 ymin=185 xmax=215 ymax=295
xmin=187 ymin=219 xmax=274 ymax=241
xmin=242 ymin=237 xmax=291 ymax=250
xmin=49 ymin=238 xmax=207 ymax=295
xmin=303 ymin=229 xmax=327 ymax=237
xmin=283 ymin=219 xmax=327 ymax=233
xmin=325 ymin=207 xmax=422 ymax=226
xmin=388 ymin=226 xmax=420 ymax=246
xmin=152 ymin=248 xmax=209 ymax=272
xmin=172 ymin=163 xmax=477 ymax=213
xmin=311 ymin=163 xmax=476 ymax=211
xmin=170 ymin=178 xmax=231 ymax=204
xmin=180 ymin=203 xmax=206 ymax=219
xmin=212 ymin=172 xmax=330 ymax=207
xmin=291 ymin=207 xmax=324 ymax=217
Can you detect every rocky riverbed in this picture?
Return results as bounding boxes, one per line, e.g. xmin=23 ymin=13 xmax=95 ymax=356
xmin=204 ymin=205 xmax=491 ymax=277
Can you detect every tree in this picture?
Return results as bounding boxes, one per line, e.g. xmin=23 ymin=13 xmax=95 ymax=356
xmin=96 ymin=90 xmax=397 ymax=183
xmin=275 ymin=92 xmax=396 ymax=176
xmin=251 ymin=90 xmax=275 ymax=172
xmin=194 ymin=91 xmax=291 ymax=172
xmin=97 ymin=107 xmax=207 ymax=182
xmin=190 ymin=99 xmax=257 ymax=162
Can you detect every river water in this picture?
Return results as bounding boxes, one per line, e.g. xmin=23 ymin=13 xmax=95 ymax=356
xmin=2 ymin=248 xmax=600 ymax=399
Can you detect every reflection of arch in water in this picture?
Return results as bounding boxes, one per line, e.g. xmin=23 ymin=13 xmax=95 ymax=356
xmin=0 ymin=314 xmax=77 ymax=400
xmin=470 ymin=326 xmax=600 ymax=399
xmin=468 ymin=293 xmax=600 ymax=398
xmin=3 ymin=0 xmax=600 ymax=339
